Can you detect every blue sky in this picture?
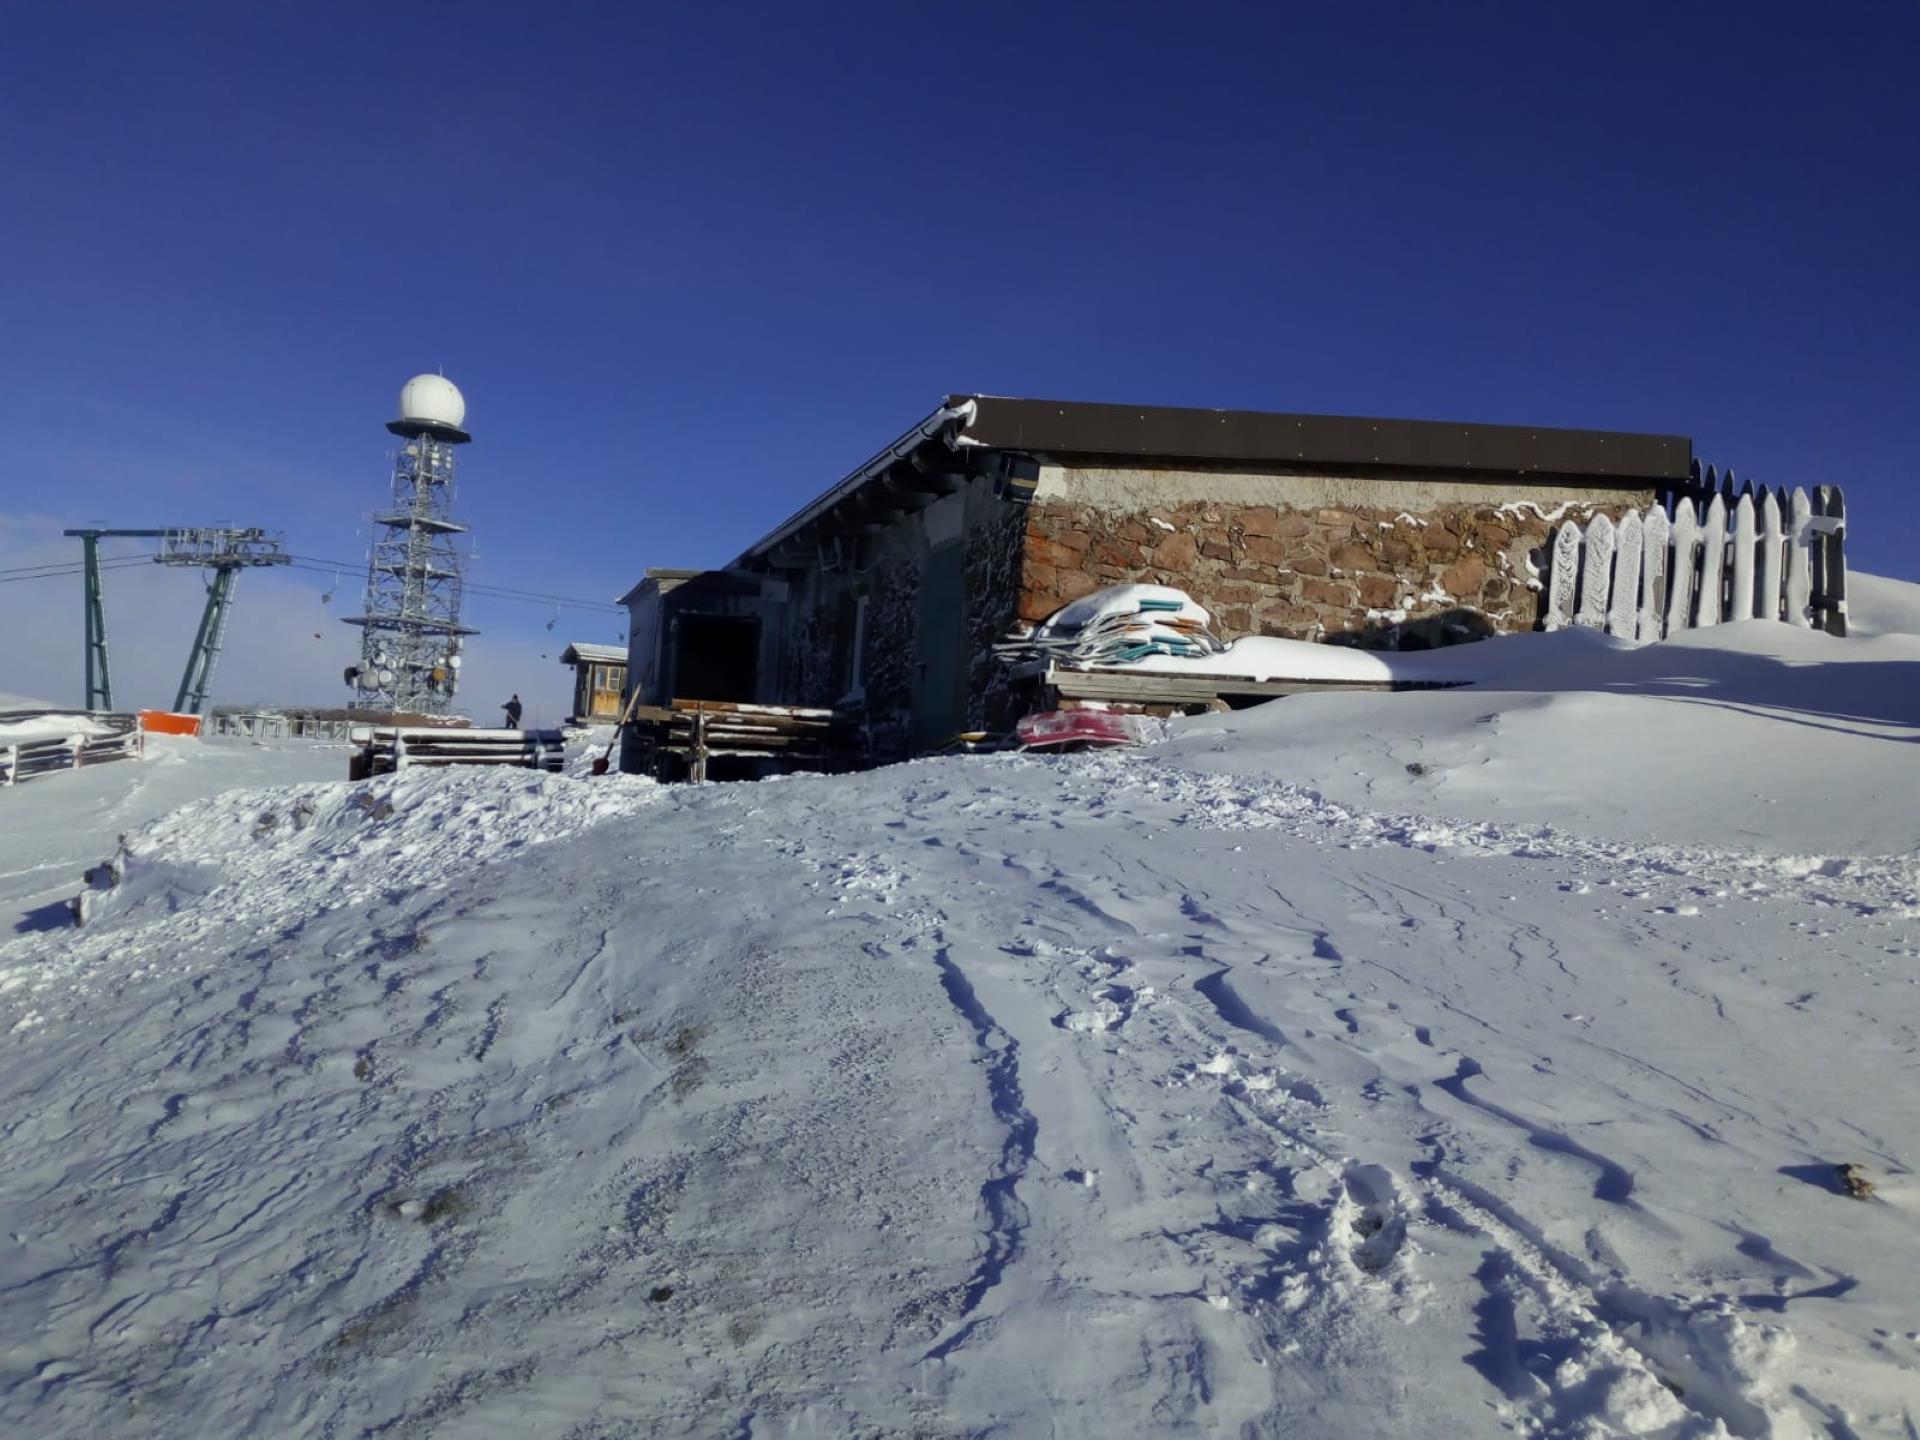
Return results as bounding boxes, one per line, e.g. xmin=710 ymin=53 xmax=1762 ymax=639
xmin=2 ymin=2 xmax=1915 ymax=715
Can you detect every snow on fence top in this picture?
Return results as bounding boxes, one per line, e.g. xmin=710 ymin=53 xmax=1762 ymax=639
xmin=0 ymin=711 xmax=140 ymax=787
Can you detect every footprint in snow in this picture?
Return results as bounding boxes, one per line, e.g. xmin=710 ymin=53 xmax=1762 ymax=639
xmin=1052 ymin=985 xmax=1139 ymax=1033
xmin=1340 ymin=1163 xmax=1411 ymax=1276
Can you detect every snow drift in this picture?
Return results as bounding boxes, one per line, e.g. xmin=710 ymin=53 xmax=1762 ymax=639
xmin=2 ymin=602 xmax=1919 ymax=1438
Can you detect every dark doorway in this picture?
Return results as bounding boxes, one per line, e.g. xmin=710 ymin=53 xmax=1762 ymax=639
xmin=672 ymin=614 xmax=759 ymax=702
xmin=912 ymin=543 xmax=967 ymax=750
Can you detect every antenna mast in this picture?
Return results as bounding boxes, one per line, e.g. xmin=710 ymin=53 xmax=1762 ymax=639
xmin=343 ymin=375 xmax=478 ymax=713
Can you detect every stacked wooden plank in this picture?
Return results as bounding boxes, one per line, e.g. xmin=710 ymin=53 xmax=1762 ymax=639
xmin=348 ymin=725 xmax=565 ymax=779
xmin=628 ymin=700 xmax=856 ymax=782
xmin=0 ymin=711 xmax=142 ymax=786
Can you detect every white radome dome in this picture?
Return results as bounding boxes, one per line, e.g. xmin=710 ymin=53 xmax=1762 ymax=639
xmin=396 ymin=373 xmax=466 ymax=431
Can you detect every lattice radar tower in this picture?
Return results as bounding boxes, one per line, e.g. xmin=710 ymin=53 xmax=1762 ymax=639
xmin=344 ymin=374 xmax=477 ymax=712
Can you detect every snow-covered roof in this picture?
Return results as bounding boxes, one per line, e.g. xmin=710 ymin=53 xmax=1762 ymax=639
xmin=558 ymin=642 xmax=627 ymax=666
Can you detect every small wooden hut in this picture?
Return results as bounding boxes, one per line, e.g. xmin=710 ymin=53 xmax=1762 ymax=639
xmin=559 ymin=642 xmax=628 ymax=724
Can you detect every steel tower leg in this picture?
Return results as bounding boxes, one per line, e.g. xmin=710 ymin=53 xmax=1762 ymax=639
xmin=81 ymin=533 xmax=113 ymax=711
xmin=174 ymin=566 xmax=237 ymax=715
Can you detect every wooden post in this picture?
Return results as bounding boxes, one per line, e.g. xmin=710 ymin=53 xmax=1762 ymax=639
xmin=1574 ymin=512 xmax=1615 ymax=630
xmin=1729 ymin=492 xmax=1757 ymax=621
xmin=1543 ymin=522 xmax=1581 ymax=631
xmin=2 ymin=744 xmax=14 ymax=787
xmin=1606 ymin=510 xmax=1643 ymax=639
xmin=1638 ymin=505 xmax=1670 ymax=642
xmin=1695 ymin=493 xmax=1727 ymax=627
xmin=1756 ymin=489 xmax=1784 ymax=622
xmin=1816 ymin=486 xmax=1848 ymax=637
xmin=691 ymin=706 xmax=709 ymax=783
xmin=393 ymin=733 xmax=409 ymax=771
xmin=1667 ymin=499 xmax=1700 ymax=634
xmin=1785 ymin=487 xmax=1814 ymax=626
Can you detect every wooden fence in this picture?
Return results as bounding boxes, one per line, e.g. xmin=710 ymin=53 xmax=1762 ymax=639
xmin=1 ymin=712 xmax=143 ymax=786
xmin=1544 ymin=467 xmax=1847 ymax=641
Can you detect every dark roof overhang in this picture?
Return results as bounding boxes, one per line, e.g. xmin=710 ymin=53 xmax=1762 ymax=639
xmin=726 ymin=394 xmax=1691 ymax=572
xmin=949 ymin=395 xmax=1691 ymax=482
xmin=616 ymin=567 xmax=706 ymax=607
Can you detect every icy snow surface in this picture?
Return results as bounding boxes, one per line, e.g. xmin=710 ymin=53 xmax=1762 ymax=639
xmin=2 ymin=614 xmax=1919 ymax=1438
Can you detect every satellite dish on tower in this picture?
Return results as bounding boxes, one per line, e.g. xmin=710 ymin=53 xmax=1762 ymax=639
xmin=389 ymin=373 xmax=470 ymax=442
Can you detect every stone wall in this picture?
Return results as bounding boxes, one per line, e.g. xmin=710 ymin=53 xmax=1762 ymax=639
xmin=1019 ymin=475 xmax=1657 ymax=648
xmin=768 ymin=475 xmax=1027 ymax=762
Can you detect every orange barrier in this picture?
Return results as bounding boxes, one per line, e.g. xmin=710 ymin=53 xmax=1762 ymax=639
xmin=137 ymin=710 xmax=203 ymax=737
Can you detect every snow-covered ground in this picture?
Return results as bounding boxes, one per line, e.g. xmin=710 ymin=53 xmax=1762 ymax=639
xmin=0 ymin=735 xmax=343 ymax=933
xmin=2 ymin=591 xmax=1918 ymax=1438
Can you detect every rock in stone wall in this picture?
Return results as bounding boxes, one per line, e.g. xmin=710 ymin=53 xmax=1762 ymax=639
xmin=1020 ymin=496 xmax=1648 ymax=648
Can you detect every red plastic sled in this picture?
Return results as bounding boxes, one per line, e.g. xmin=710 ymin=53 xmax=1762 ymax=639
xmin=1015 ymin=709 xmax=1144 ymax=750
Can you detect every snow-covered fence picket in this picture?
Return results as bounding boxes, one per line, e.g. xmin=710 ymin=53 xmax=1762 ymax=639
xmin=1543 ymin=467 xmax=1847 ymax=641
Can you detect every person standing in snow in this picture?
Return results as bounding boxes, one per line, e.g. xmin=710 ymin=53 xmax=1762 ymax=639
xmin=502 ymin=694 xmax=523 ymax=728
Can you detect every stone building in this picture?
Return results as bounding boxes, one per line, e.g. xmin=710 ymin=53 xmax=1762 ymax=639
xmin=620 ymin=396 xmax=1690 ymax=766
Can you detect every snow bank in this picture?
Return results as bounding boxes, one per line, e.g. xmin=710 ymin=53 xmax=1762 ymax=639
xmin=1 ymin=616 xmax=1917 ymax=1437
xmin=1847 ymin=569 xmax=1920 ymax=638
xmin=65 ymin=765 xmax=661 ymax=951
xmin=1170 ymin=619 xmax=1920 ymax=853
